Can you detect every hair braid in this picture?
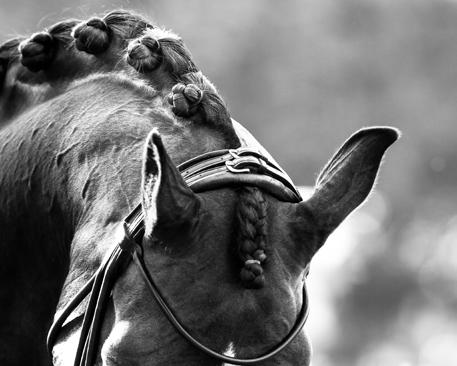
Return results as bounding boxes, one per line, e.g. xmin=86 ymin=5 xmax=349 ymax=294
xmin=19 ymin=31 xmax=56 ymax=72
xmin=73 ymin=17 xmax=111 ymax=54
xmin=169 ymin=72 xmax=229 ymax=123
xmin=236 ymin=187 xmax=268 ymax=289
xmin=126 ymin=27 xmax=198 ymax=85
xmin=2 ymin=10 xmax=238 ymax=143
xmin=18 ymin=19 xmax=80 ymax=73
xmin=73 ymin=10 xmax=151 ymax=55
xmin=124 ymin=26 xmax=239 ymax=141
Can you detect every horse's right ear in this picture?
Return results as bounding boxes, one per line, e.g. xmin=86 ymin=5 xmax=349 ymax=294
xmin=141 ymin=130 xmax=200 ymax=238
xmin=304 ymin=127 xmax=399 ymax=246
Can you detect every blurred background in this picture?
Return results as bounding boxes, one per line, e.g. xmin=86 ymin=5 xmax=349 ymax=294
xmin=1 ymin=1 xmax=456 ymax=365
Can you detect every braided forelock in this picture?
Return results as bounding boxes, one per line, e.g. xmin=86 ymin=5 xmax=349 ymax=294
xmin=236 ymin=187 xmax=268 ymax=289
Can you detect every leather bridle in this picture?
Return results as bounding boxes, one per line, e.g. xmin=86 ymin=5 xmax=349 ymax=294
xmin=47 ymin=147 xmax=309 ymax=366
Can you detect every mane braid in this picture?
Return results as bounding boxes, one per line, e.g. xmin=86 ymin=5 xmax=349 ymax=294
xmin=236 ymin=187 xmax=268 ymax=289
xmin=2 ymin=10 xmax=241 ymax=146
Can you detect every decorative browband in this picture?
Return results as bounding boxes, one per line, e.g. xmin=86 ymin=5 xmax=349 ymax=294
xmin=124 ymin=147 xmax=302 ymax=241
xmin=180 ymin=147 xmax=302 ymax=200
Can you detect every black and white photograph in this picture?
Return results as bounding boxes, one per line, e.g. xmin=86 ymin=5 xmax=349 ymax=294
xmin=0 ymin=1 xmax=454 ymax=365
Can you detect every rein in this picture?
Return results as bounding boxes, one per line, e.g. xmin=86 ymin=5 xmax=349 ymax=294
xmin=47 ymin=147 xmax=308 ymax=366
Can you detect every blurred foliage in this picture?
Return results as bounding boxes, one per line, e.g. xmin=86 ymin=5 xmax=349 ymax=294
xmin=1 ymin=1 xmax=456 ymax=365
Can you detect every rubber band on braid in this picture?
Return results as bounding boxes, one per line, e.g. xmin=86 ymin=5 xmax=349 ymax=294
xmin=236 ymin=187 xmax=268 ymax=289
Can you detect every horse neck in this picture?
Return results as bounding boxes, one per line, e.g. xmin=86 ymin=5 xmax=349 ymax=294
xmin=2 ymin=73 xmax=229 ymax=217
xmin=0 ymin=72 xmax=241 ymax=365
xmin=0 ymin=103 xmax=77 ymax=262
xmin=0 ymin=97 xmax=80 ymax=363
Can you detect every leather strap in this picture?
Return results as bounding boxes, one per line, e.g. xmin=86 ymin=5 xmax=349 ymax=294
xmin=179 ymin=148 xmax=302 ymax=203
xmin=132 ymin=246 xmax=309 ymax=365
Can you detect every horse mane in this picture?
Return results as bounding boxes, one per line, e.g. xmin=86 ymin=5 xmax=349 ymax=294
xmin=0 ymin=9 xmax=235 ymax=137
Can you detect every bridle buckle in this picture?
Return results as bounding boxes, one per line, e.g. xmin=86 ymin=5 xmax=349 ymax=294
xmin=226 ymin=149 xmax=269 ymax=174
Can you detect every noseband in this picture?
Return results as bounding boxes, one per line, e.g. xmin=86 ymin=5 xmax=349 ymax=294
xmin=47 ymin=147 xmax=309 ymax=366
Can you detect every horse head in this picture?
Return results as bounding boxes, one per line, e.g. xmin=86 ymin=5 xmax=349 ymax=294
xmin=79 ymin=126 xmax=397 ymax=366
xmin=0 ymin=10 xmax=399 ymax=366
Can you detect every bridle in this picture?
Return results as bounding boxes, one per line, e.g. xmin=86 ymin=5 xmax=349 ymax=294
xmin=47 ymin=147 xmax=308 ymax=365
xmin=47 ymin=147 xmax=309 ymax=366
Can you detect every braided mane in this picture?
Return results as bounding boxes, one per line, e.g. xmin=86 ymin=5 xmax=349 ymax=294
xmin=0 ymin=9 xmax=240 ymax=148
xmin=236 ymin=187 xmax=268 ymax=289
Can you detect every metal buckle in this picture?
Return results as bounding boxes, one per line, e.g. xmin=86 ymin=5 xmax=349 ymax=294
xmin=226 ymin=149 xmax=269 ymax=174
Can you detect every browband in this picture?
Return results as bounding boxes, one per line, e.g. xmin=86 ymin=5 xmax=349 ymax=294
xmin=124 ymin=147 xmax=302 ymax=240
xmin=179 ymin=147 xmax=302 ymax=202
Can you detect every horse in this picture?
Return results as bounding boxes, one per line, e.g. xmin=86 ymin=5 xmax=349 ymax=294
xmin=0 ymin=10 xmax=399 ymax=366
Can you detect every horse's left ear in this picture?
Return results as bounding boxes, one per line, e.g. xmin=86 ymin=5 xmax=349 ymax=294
xmin=304 ymin=127 xmax=399 ymax=243
xmin=141 ymin=129 xmax=200 ymax=238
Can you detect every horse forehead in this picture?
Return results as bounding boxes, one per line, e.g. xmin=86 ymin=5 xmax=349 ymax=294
xmin=199 ymin=189 xmax=238 ymax=208
xmin=199 ymin=189 xmax=292 ymax=218
xmin=197 ymin=190 xmax=296 ymax=249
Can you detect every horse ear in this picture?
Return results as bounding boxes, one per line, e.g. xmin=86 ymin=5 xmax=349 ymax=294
xmin=305 ymin=127 xmax=399 ymax=241
xmin=141 ymin=129 xmax=200 ymax=238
